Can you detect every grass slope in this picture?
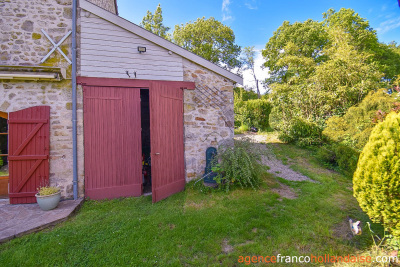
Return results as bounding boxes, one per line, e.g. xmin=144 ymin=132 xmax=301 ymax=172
xmin=0 ymin=142 xmax=382 ymax=266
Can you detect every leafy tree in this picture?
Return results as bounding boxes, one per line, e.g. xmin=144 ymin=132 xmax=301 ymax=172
xmin=323 ymin=8 xmax=400 ymax=81
xmin=173 ymin=17 xmax=241 ymax=70
xmin=141 ymin=4 xmax=170 ymax=39
xmin=311 ymin=30 xmax=382 ymax=116
xmin=262 ymin=19 xmax=328 ymax=85
xmin=241 ymin=46 xmax=261 ymax=98
xmin=375 ymin=42 xmax=400 ymax=81
xmin=322 ymin=8 xmax=378 ymax=53
xmin=394 ymin=75 xmax=400 ymax=88
xmin=263 ymin=8 xmax=386 ymax=131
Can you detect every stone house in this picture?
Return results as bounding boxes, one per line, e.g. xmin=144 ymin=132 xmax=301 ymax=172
xmin=0 ymin=0 xmax=242 ymax=203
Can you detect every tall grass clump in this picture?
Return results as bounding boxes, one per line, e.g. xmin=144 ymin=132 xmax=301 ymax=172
xmin=212 ymin=138 xmax=266 ymax=192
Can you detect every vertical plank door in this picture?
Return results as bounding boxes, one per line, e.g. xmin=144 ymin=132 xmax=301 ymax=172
xmin=150 ymin=82 xmax=185 ymax=202
xmin=8 ymin=106 xmax=50 ymax=204
xmin=83 ymin=86 xmax=142 ymax=200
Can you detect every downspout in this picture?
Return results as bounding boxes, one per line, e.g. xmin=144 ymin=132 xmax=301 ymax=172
xmin=72 ymin=0 xmax=78 ymax=200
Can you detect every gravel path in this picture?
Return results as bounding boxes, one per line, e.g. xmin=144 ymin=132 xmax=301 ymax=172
xmin=236 ymin=133 xmax=314 ymax=182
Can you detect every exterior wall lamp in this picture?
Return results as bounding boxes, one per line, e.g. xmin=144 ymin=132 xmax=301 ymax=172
xmin=137 ymin=46 xmax=147 ymax=53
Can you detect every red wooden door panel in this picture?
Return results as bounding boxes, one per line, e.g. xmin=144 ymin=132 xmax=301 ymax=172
xmin=83 ymin=86 xmax=142 ymax=200
xmin=8 ymin=106 xmax=50 ymax=204
xmin=150 ymin=82 xmax=185 ymax=202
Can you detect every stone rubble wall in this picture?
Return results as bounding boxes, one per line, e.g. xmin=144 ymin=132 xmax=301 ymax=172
xmin=0 ymin=0 xmax=84 ymax=198
xmin=1 ymin=0 xmax=73 ymax=66
xmin=182 ymin=59 xmax=235 ymax=181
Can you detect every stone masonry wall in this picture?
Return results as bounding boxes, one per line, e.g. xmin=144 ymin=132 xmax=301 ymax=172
xmin=86 ymin=0 xmax=117 ymax=14
xmin=0 ymin=0 xmax=84 ymax=198
xmin=182 ymin=59 xmax=235 ymax=180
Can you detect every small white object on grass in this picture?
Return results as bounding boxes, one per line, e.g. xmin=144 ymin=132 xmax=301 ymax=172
xmin=349 ymin=218 xmax=362 ymax=235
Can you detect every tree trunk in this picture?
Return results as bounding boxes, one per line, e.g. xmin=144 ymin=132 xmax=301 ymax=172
xmin=253 ymin=72 xmax=261 ymax=98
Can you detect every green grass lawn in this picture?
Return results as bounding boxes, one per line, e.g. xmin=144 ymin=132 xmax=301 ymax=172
xmin=0 ymin=141 xmax=383 ymax=266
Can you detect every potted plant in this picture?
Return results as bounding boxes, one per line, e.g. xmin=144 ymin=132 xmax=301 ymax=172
xmin=35 ymin=186 xmax=61 ymax=211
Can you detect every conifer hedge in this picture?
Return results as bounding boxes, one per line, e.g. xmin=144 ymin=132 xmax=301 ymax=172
xmin=353 ymin=112 xmax=400 ymax=237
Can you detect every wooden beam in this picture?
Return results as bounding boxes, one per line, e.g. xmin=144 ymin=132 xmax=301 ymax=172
xmin=77 ymin=76 xmax=196 ymax=90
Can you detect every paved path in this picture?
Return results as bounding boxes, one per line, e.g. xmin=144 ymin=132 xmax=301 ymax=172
xmin=0 ymin=198 xmax=84 ymax=243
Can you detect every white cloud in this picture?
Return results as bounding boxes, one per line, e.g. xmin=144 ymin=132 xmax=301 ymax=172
xmin=377 ymin=17 xmax=400 ymax=34
xmin=381 ymin=4 xmax=387 ymax=11
xmin=242 ymin=49 xmax=270 ymax=94
xmin=222 ymin=0 xmax=234 ymax=22
xmin=244 ymin=0 xmax=258 ymax=10
xmin=222 ymin=14 xmax=233 ymax=21
xmin=222 ymin=0 xmax=231 ymax=12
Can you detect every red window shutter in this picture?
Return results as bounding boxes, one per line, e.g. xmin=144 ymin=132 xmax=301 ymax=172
xmin=8 ymin=106 xmax=50 ymax=204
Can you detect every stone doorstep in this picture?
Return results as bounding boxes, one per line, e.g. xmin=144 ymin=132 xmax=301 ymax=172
xmin=0 ymin=198 xmax=84 ymax=244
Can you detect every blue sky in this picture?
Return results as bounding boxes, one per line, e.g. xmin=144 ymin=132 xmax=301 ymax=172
xmin=117 ymin=0 xmax=400 ymax=88
xmin=118 ymin=0 xmax=400 ymax=48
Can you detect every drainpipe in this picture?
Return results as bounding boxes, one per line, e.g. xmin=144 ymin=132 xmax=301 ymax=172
xmin=72 ymin=0 xmax=78 ymax=200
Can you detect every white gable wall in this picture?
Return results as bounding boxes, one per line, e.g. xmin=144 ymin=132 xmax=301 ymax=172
xmin=80 ymin=13 xmax=184 ymax=81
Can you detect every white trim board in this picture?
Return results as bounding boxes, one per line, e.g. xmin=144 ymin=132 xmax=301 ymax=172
xmin=79 ymin=0 xmax=243 ymax=84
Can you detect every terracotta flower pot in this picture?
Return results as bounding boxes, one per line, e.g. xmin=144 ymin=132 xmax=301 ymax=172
xmin=35 ymin=191 xmax=61 ymax=211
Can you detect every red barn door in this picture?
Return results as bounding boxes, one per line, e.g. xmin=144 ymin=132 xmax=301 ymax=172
xmin=8 ymin=106 xmax=50 ymax=204
xmin=150 ymin=82 xmax=185 ymax=202
xmin=83 ymin=86 xmax=142 ymax=200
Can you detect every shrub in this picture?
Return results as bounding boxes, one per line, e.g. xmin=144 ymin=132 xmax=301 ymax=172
xmin=316 ymin=143 xmax=359 ymax=176
xmin=323 ymin=89 xmax=397 ymax=150
xmin=212 ymin=139 xmax=265 ymax=192
xmin=238 ymin=124 xmax=249 ymax=132
xmin=353 ymin=112 xmax=400 ymax=238
xmin=235 ymin=99 xmax=272 ymax=131
xmin=234 ymin=98 xmax=245 ymax=128
xmin=234 ymin=87 xmax=258 ymax=101
xmin=278 ymin=117 xmax=325 ymax=146
xmin=234 ymin=87 xmax=272 ymax=131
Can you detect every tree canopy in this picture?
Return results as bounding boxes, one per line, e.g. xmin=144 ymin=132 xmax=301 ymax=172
xmin=263 ymin=8 xmax=400 ymax=127
xmin=173 ymin=17 xmax=241 ymax=70
xmin=141 ymin=4 xmax=170 ymax=39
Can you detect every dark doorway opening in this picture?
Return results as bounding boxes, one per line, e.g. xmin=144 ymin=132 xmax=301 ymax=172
xmin=141 ymin=89 xmax=151 ymax=194
xmin=0 ymin=113 xmax=8 ymax=198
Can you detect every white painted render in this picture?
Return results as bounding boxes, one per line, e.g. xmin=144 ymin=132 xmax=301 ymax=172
xmin=80 ymin=14 xmax=184 ymax=81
